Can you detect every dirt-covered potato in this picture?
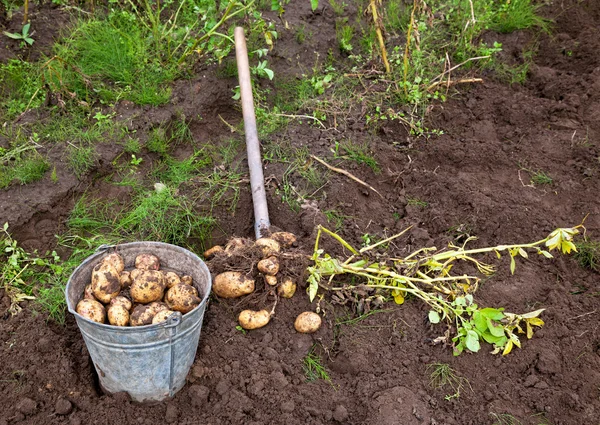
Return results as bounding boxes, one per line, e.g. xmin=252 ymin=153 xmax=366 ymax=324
xmin=107 ymin=304 xmax=130 ymax=326
xmin=203 ymin=245 xmax=224 ymax=259
xmin=76 ymin=299 xmax=106 ymax=324
xmin=294 ymin=312 xmax=322 ymax=333
xmin=130 ymin=303 xmax=166 ymax=326
xmin=134 ymin=253 xmax=160 ymax=270
xmin=165 ymin=284 xmax=200 ymax=314
xmin=147 ymin=301 xmax=168 ymax=315
xmin=238 ymin=309 xmax=271 ymax=330
xmin=91 ymin=262 xmax=121 ymax=304
xmin=130 ymin=270 xmax=166 ymax=304
xmin=255 ymin=238 xmax=280 ymax=257
xmin=109 ymin=296 xmax=132 ymax=311
xmin=83 ymin=284 xmax=95 ymax=300
xmin=257 ymin=256 xmax=280 ymax=276
xmin=181 ymin=275 xmax=193 ymax=286
xmin=270 ymin=231 xmax=297 ymax=248
xmin=264 ymin=275 xmax=277 ymax=286
xmin=213 ymin=272 xmax=255 ymax=298
xmin=225 ymin=237 xmax=250 ymax=253
xmin=120 ymin=271 xmax=132 ymax=288
xmin=164 ymin=271 xmax=181 ymax=289
xmin=277 ymin=277 xmax=297 ymax=298
xmin=152 ymin=310 xmax=176 ymax=324
xmin=102 ymin=252 xmax=125 ymax=274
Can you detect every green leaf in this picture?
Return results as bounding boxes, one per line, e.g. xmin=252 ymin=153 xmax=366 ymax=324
xmin=518 ymin=248 xmax=528 ymax=258
xmin=428 ymin=310 xmax=440 ymax=324
xmin=472 ymin=311 xmax=487 ymax=332
xmin=310 ymin=0 xmax=319 ymax=11
xmin=486 ymin=318 xmax=505 ymax=337
xmin=465 ymin=330 xmax=481 ymax=352
xmin=481 ymin=332 xmax=507 ymax=346
xmin=3 ymin=31 xmax=22 ymax=40
xmin=3 ymin=222 xmax=8 ymax=231
xmin=510 ymin=255 xmax=516 ymax=274
xmin=539 ymin=250 xmax=553 ymax=259
xmin=263 ymin=68 xmax=274 ymax=80
xmin=480 ymin=307 xmax=505 ymax=321
xmin=307 ymin=274 xmax=318 ymax=302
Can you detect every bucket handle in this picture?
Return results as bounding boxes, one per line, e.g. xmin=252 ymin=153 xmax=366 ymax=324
xmin=164 ymin=311 xmax=182 ymax=396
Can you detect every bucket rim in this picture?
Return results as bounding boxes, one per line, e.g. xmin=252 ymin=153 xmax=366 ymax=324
xmin=65 ymin=241 xmax=211 ymax=331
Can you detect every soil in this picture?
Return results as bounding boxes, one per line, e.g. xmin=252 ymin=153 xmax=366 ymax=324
xmin=1 ymin=1 xmax=600 ymax=425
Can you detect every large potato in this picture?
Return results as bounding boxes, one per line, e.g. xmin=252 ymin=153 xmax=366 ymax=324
xmin=135 ymin=253 xmax=160 ymax=270
xmin=255 ymin=238 xmax=280 ymax=257
xmin=109 ymin=296 xmax=132 ymax=311
xmin=102 ymin=253 xmax=125 ymax=274
xmin=270 ymin=232 xmax=297 ymax=248
xmin=238 ymin=309 xmax=271 ymax=330
xmin=130 ymin=303 xmax=166 ymax=326
xmin=213 ymin=272 xmax=255 ymax=298
xmin=294 ymin=312 xmax=322 ymax=333
xmin=164 ymin=271 xmax=181 ymax=289
xmin=107 ymin=304 xmax=130 ymax=326
xmin=76 ymin=299 xmax=106 ymax=324
xmin=165 ymin=284 xmax=201 ymax=314
xmin=91 ymin=262 xmax=121 ymax=304
xmin=130 ymin=270 xmax=166 ymax=304
xmin=257 ymin=256 xmax=280 ymax=276
xmin=152 ymin=310 xmax=176 ymax=324
xmin=277 ymin=277 xmax=297 ymax=298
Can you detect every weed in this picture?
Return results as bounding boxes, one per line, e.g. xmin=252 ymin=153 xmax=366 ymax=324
xmin=490 ymin=413 xmax=523 ymax=425
xmin=0 ymin=151 xmax=49 ymax=188
xmin=333 ymin=140 xmax=380 ymax=173
xmin=0 ymin=59 xmax=43 ymax=120
xmin=3 ymin=22 xmax=34 ymax=47
xmin=329 ymin=0 xmax=346 ymax=16
xmin=336 ymin=22 xmax=354 ymax=54
xmin=235 ymin=325 xmax=247 ymax=334
xmin=295 ymin=24 xmax=310 ymax=44
xmin=406 ymin=197 xmax=428 ymax=208
xmin=324 ymin=209 xmax=350 ymax=232
xmin=574 ymin=238 xmax=600 ymax=271
xmin=489 ymin=0 xmax=551 ymax=34
xmin=123 ymin=137 xmax=141 ymax=154
xmin=520 ymin=165 xmax=553 ymax=186
xmin=146 ymin=127 xmax=170 ymax=156
xmin=303 ymin=345 xmax=331 ymax=383
xmin=427 ymin=362 xmax=471 ymax=400
xmin=67 ymin=144 xmax=96 ymax=178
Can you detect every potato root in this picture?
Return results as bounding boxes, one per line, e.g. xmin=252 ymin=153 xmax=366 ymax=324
xmin=152 ymin=310 xmax=176 ymax=324
xmin=91 ymin=262 xmax=121 ymax=303
xmin=102 ymin=253 xmax=125 ymax=274
xmin=134 ymin=253 xmax=160 ymax=270
xmin=76 ymin=299 xmax=106 ymax=324
xmin=255 ymin=238 xmax=280 ymax=257
xmin=109 ymin=296 xmax=132 ymax=311
xmin=257 ymin=256 xmax=280 ymax=276
xmin=213 ymin=272 xmax=255 ymax=298
xmin=164 ymin=271 xmax=181 ymax=289
xmin=294 ymin=312 xmax=322 ymax=333
xmin=165 ymin=284 xmax=200 ymax=313
xmin=277 ymin=277 xmax=297 ymax=298
xmin=264 ymin=275 xmax=277 ymax=286
xmin=130 ymin=270 xmax=166 ymax=304
xmin=238 ymin=309 xmax=271 ymax=330
xmin=270 ymin=231 xmax=297 ymax=248
xmin=107 ymin=304 xmax=130 ymax=326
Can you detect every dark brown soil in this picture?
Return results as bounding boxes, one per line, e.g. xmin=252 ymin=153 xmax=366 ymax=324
xmin=1 ymin=1 xmax=600 ymax=425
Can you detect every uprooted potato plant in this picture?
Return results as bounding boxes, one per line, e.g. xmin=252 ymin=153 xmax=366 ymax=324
xmin=307 ymin=222 xmax=584 ymax=356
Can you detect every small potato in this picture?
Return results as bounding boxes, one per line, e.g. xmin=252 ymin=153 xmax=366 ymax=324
xmin=109 ymin=296 xmax=132 ymax=311
xmin=264 ymin=275 xmax=277 ymax=286
xmin=294 ymin=312 xmax=322 ymax=333
xmin=257 ymin=256 xmax=280 ymax=276
xmin=130 ymin=304 xmax=163 ymax=326
xmin=270 ymin=232 xmax=297 ymax=248
xmin=277 ymin=277 xmax=297 ymax=299
xmin=83 ymin=284 xmax=95 ymax=300
xmin=152 ymin=310 xmax=176 ymax=324
xmin=135 ymin=253 xmax=160 ymax=270
xmin=213 ymin=272 xmax=255 ymax=298
xmin=120 ymin=271 xmax=132 ymax=288
xmin=130 ymin=270 xmax=166 ymax=304
xmin=164 ymin=271 xmax=181 ymax=289
xmin=107 ymin=304 xmax=130 ymax=326
xmin=76 ymin=299 xmax=106 ymax=324
xmin=255 ymin=238 xmax=280 ymax=257
xmin=225 ymin=237 xmax=250 ymax=253
xmin=203 ymin=245 xmax=224 ymax=259
xmin=165 ymin=284 xmax=201 ymax=314
xmin=181 ymin=275 xmax=193 ymax=286
xmin=102 ymin=253 xmax=125 ymax=274
xmin=238 ymin=309 xmax=271 ymax=330
xmin=91 ymin=262 xmax=121 ymax=304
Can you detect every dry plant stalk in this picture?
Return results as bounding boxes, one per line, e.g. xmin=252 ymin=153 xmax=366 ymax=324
xmin=369 ymin=0 xmax=390 ymax=74
xmin=310 ymin=155 xmax=383 ymax=198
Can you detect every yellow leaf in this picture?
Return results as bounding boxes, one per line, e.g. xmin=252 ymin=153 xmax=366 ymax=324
xmin=527 ymin=317 xmax=545 ymax=327
xmin=502 ymin=340 xmax=513 ymax=356
xmin=545 ymin=232 xmax=561 ymax=251
xmin=393 ymin=292 xmax=405 ymax=305
xmin=561 ymin=240 xmax=577 ymax=254
xmin=526 ymin=321 xmax=533 ymax=339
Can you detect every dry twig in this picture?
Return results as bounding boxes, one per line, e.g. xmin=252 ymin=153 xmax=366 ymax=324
xmin=310 ymin=155 xmax=384 ymax=198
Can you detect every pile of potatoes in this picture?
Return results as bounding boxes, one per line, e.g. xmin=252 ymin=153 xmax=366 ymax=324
xmin=205 ymin=232 xmax=322 ymax=334
xmin=76 ymin=252 xmax=201 ymax=326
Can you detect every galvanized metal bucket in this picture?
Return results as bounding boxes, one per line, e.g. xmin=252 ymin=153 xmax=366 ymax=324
xmin=66 ymin=242 xmax=211 ymax=402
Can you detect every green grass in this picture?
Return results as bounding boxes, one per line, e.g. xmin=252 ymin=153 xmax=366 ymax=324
xmin=489 ymin=0 xmax=550 ymax=34
xmin=334 ymin=140 xmax=380 ymax=173
xmin=490 ymin=413 xmax=523 ymax=425
xmin=67 ymin=144 xmax=96 ymax=178
xmin=574 ymin=238 xmax=600 ymax=271
xmin=0 ymin=147 xmax=49 ymax=189
xmin=427 ymin=362 xmax=471 ymax=400
xmin=407 ymin=197 xmax=428 ymax=208
xmin=303 ymin=345 xmax=332 ymax=383
xmin=0 ymin=59 xmax=43 ymax=120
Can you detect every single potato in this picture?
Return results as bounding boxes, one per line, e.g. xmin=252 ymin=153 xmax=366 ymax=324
xmin=152 ymin=310 xmax=176 ymax=324
xmin=130 ymin=270 xmax=166 ymax=304
xmin=294 ymin=312 xmax=322 ymax=333
xmin=181 ymin=275 xmax=193 ymax=286
xmin=264 ymin=275 xmax=277 ymax=286
xmin=164 ymin=271 xmax=181 ymax=289
xmin=102 ymin=252 xmax=125 ymax=274
xmin=109 ymin=296 xmax=132 ymax=311
xmin=225 ymin=237 xmax=249 ymax=253
xmin=165 ymin=284 xmax=201 ymax=314
xmin=213 ymin=272 xmax=255 ymax=298
xmin=255 ymin=238 xmax=280 ymax=257
xmin=238 ymin=309 xmax=271 ymax=330
xmin=76 ymin=299 xmax=106 ymax=324
xmin=203 ymin=245 xmax=224 ymax=259
xmin=120 ymin=271 xmax=132 ymax=288
xmin=135 ymin=253 xmax=160 ymax=270
xmin=277 ymin=277 xmax=297 ymax=298
xmin=257 ymin=256 xmax=280 ymax=276
xmin=107 ymin=304 xmax=130 ymax=326
xmin=91 ymin=262 xmax=121 ymax=303
xmin=130 ymin=303 xmax=163 ymax=326
xmin=270 ymin=231 xmax=297 ymax=248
